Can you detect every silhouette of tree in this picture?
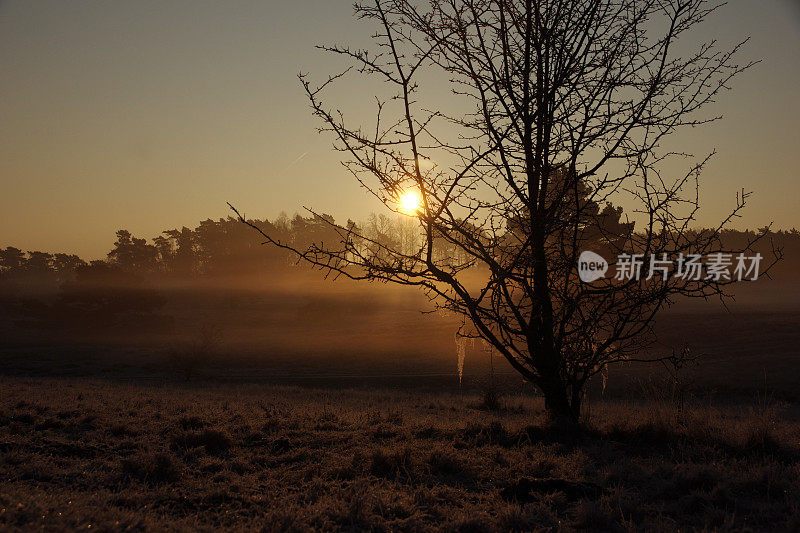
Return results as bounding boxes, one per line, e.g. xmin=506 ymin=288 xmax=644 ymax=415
xmin=108 ymin=230 xmax=159 ymax=273
xmin=25 ymin=251 xmax=55 ymax=277
xmin=164 ymin=227 xmax=196 ymax=276
xmin=234 ymin=0 xmax=779 ymax=423
xmin=195 ymin=219 xmax=228 ymax=273
xmin=52 ymin=253 xmax=87 ymax=281
xmin=0 ymin=247 xmax=26 ymax=278
xmin=152 ymin=235 xmax=174 ymax=271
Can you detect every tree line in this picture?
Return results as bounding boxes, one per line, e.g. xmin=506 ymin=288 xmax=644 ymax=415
xmin=2 ymin=212 xmax=798 ymax=287
xmin=0 ymin=212 xmax=435 ymax=283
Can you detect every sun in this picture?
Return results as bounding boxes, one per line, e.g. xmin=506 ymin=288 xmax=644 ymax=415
xmin=398 ymin=190 xmax=422 ymax=214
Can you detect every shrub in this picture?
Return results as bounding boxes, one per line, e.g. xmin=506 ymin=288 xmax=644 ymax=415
xmin=478 ymin=386 xmax=502 ymax=411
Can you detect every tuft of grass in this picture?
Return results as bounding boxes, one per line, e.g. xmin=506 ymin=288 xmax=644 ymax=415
xmin=427 ymin=449 xmax=468 ymax=478
xmin=177 ymin=416 xmax=205 ymax=430
xmin=571 ymin=499 xmax=615 ymax=530
xmin=121 ymin=452 xmax=180 ymax=484
xmin=461 ymin=420 xmax=512 ymax=447
xmin=107 ymin=423 xmax=136 ymax=437
xmin=34 ymin=418 xmax=63 ymax=431
xmin=171 ymin=429 xmax=232 ymax=456
xmin=478 ymin=386 xmax=503 ymax=411
xmin=369 ymin=447 xmax=413 ymax=479
xmin=10 ymin=413 xmax=36 ymax=425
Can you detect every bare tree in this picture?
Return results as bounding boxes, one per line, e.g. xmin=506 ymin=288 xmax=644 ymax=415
xmin=232 ymin=0 xmax=779 ymax=424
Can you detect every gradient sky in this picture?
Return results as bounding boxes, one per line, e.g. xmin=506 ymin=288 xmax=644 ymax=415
xmin=1 ymin=1 xmax=798 ymax=259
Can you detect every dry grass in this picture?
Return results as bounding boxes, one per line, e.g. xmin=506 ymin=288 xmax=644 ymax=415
xmin=0 ymin=377 xmax=798 ymax=531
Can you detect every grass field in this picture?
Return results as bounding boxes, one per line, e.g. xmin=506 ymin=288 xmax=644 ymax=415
xmin=1 ymin=377 xmax=798 ymax=531
xmin=1 ymin=276 xmax=799 ymax=530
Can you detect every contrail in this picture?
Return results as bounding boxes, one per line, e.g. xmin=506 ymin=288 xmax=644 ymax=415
xmin=284 ymin=151 xmax=308 ymax=171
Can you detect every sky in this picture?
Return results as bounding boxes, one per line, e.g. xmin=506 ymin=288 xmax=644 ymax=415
xmin=1 ymin=0 xmax=798 ymax=259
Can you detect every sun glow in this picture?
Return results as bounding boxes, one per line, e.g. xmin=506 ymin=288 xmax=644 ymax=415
xmin=398 ymin=189 xmax=423 ymax=214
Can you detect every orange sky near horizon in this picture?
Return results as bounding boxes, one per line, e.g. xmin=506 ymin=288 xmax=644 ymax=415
xmin=1 ymin=0 xmax=798 ymax=259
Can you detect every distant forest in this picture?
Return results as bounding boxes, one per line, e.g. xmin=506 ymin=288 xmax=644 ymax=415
xmin=1 ymin=213 xmax=799 ymax=287
xmin=0 ymin=213 xmax=424 ymax=286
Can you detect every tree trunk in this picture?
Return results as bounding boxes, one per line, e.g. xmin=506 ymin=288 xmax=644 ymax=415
xmin=539 ymin=373 xmax=580 ymax=426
